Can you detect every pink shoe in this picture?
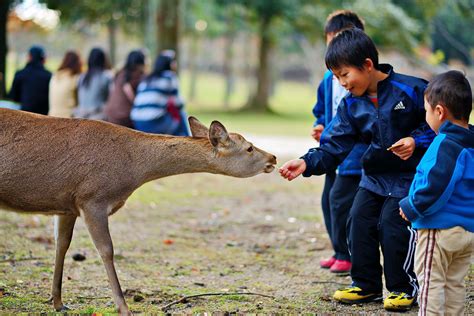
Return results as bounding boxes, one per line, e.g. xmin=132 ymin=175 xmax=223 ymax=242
xmin=320 ymin=256 xmax=336 ymax=269
xmin=330 ymin=259 xmax=352 ymax=274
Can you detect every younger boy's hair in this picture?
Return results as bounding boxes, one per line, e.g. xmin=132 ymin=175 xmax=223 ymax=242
xmin=325 ymin=28 xmax=379 ymax=71
xmin=325 ymin=10 xmax=364 ymax=35
xmin=425 ymin=70 xmax=472 ymax=121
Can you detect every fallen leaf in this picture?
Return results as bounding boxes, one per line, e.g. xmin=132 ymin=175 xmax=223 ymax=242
xmin=163 ymin=239 xmax=174 ymax=245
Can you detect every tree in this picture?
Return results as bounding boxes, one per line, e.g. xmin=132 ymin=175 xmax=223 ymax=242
xmin=157 ymin=0 xmax=180 ymax=55
xmin=230 ymin=0 xmax=308 ymax=112
xmin=41 ymin=0 xmax=146 ymax=65
xmin=0 ymin=0 xmax=12 ymax=98
xmin=430 ymin=1 xmax=473 ymax=65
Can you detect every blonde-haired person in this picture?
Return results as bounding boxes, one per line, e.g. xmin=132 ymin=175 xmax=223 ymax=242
xmin=49 ymin=50 xmax=82 ymax=118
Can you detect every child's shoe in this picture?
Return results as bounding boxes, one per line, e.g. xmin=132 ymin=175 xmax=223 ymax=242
xmin=333 ymin=286 xmax=383 ymax=304
xmin=383 ymin=291 xmax=416 ymax=311
xmin=319 ymin=256 xmax=336 ymax=269
xmin=329 ymin=259 xmax=351 ymax=274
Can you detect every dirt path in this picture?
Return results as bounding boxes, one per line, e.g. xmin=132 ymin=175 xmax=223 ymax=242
xmin=0 ymin=147 xmax=472 ymax=313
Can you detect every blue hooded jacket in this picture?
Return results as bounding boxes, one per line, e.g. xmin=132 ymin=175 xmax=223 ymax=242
xmin=399 ymin=121 xmax=474 ymax=232
xmin=303 ymin=64 xmax=436 ymax=198
xmin=312 ymin=70 xmax=367 ymax=176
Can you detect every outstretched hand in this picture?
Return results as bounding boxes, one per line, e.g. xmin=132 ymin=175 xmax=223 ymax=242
xmin=279 ymin=159 xmax=307 ymax=181
xmin=311 ymin=125 xmax=324 ymax=142
xmin=388 ymin=137 xmax=415 ymax=160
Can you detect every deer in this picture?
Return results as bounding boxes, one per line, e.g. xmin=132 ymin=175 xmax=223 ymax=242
xmin=0 ymin=108 xmax=277 ymax=315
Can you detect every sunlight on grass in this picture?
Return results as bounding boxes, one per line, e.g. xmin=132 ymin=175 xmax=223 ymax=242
xmin=180 ymin=71 xmax=316 ymax=136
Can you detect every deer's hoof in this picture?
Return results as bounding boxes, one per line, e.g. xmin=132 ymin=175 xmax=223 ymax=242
xmin=55 ymin=304 xmax=70 ymax=312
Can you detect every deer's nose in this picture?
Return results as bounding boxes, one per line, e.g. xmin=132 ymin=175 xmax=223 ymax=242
xmin=270 ymin=155 xmax=277 ymax=164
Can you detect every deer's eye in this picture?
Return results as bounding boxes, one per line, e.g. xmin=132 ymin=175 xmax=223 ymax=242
xmin=247 ymin=146 xmax=254 ymax=153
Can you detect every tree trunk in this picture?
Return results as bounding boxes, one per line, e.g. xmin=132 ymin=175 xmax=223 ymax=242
xmin=107 ymin=18 xmax=117 ymax=67
xmin=247 ymin=16 xmax=272 ymax=112
xmin=157 ymin=0 xmax=180 ymax=58
xmin=187 ymin=34 xmax=200 ymax=102
xmin=0 ymin=0 xmax=11 ymax=98
xmin=145 ymin=0 xmax=159 ymax=59
xmin=223 ymin=31 xmax=235 ymax=109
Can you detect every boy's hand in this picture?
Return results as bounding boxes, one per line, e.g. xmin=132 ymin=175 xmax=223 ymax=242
xmin=311 ymin=125 xmax=324 ymax=142
xmin=399 ymin=207 xmax=410 ymax=222
xmin=389 ymin=137 xmax=415 ymax=160
xmin=279 ymin=159 xmax=307 ymax=181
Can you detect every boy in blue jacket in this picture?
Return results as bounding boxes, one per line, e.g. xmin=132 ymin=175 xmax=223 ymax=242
xmin=399 ymin=71 xmax=474 ymax=315
xmin=311 ymin=10 xmax=367 ymax=274
xmin=279 ymin=28 xmax=435 ymax=311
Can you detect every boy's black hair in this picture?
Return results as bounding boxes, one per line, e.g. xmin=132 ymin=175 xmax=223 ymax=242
xmin=324 ymin=10 xmax=364 ymax=35
xmin=325 ymin=28 xmax=379 ymax=71
xmin=425 ymin=70 xmax=472 ymax=121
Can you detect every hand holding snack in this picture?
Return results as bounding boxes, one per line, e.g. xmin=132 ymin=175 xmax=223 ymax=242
xmin=387 ymin=137 xmax=415 ymax=160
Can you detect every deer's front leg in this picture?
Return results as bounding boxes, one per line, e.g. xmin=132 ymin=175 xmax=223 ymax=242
xmin=81 ymin=204 xmax=130 ymax=316
xmin=50 ymin=215 xmax=77 ymax=311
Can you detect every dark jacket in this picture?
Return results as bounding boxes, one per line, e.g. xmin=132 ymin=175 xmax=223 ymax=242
xmin=399 ymin=122 xmax=474 ymax=232
xmin=9 ymin=62 xmax=52 ymax=115
xmin=302 ymin=64 xmax=435 ymax=198
xmin=312 ymin=70 xmax=367 ymax=176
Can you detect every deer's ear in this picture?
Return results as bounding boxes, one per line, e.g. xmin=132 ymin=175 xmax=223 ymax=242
xmin=188 ymin=116 xmax=209 ymax=138
xmin=209 ymin=121 xmax=230 ymax=147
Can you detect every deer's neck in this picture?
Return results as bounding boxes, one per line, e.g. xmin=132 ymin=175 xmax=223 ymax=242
xmin=137 ymin=136 xmax=218 ymax=182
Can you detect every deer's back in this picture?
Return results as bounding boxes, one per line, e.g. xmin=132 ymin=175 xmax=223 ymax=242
xmin=0 ymin=109 xmax=144 ymax=214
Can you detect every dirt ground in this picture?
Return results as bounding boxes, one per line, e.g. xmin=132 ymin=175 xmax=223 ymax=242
xmin=0 ymin=167 xmax=473 ymax=314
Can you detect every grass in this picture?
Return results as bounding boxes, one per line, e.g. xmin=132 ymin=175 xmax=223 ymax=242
xmin=180 ymin=70 xmax=316 ymax=136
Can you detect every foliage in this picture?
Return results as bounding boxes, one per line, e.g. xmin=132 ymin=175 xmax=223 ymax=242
xmin=431 ymin=1 xmax=474 ymax=65
xmin=39 ymin=0 xmax=146 ymax=37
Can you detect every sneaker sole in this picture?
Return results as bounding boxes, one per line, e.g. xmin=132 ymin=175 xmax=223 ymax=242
xmin=384 ymin=302 xmax=416 ymax=311
xmin=336 ymin=295 xmax=383 ymax=304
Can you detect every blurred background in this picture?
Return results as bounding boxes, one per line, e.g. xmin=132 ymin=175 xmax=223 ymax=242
xmin=0 ymin=0 xmax=473 ymax=136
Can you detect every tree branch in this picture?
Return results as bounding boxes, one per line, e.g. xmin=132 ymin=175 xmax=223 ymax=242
xmin=161 ymin=291 xmax=275 ymax=311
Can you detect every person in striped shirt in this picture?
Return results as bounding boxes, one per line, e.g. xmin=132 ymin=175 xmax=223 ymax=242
xmin=131 ymin=50 xmax=189 ymax=136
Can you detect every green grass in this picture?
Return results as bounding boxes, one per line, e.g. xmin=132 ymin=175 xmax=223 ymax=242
xmin=180 ymin=70 xmax=316 ymax=136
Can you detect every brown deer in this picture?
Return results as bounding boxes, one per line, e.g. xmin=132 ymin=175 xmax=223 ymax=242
xmin=0 ymin=108 xmax=277 ymax=315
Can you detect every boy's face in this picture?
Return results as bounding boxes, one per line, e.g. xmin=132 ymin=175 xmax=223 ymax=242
xmin=424 ymin=96 xmax=444 ymax=134
xmin=332 ymin=63 xmax=372 ymax=97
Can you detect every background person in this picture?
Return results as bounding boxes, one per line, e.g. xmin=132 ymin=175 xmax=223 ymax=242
xmin=131 ymin=50 xmax=189 ymax=135
xmin=312 ymin=10 xmax=367 ymax=274
xmin=74 ymin=47 xmax=112 ymax=120
xmin=49 ymin=50 xmax=82 ymax=118
xmin=104 ymin=50 xmax=146 ymax=128
xmin=8 ymin=45 xmax=52 ymax=115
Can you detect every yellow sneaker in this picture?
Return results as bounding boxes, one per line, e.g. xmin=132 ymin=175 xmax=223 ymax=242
xmin=333 ymin=286 xmax=383 ymax=304
xmin=383 ymin=291 xmax=416 ymax=311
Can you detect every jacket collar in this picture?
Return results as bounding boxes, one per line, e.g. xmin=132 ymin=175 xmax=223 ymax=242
xmin=439 ymin=121 xmax=474 ymax=148
xmin=377 ymin=64 xmax=394 ymax=87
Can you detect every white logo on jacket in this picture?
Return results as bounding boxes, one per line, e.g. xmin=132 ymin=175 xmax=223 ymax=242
xmin=393 ymin=101 xmax=406 ymax=110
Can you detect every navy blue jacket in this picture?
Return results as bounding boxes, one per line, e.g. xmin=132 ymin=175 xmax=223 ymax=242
xmin=8 ymin=62 xmax=52 ymax=115
xmin=399 ymin=122 xmax=474 ymax=232
xmin=312 ymin=70 xmax=367 ymax=176
xmin=302 ymin=64 xmax=435 ymax=198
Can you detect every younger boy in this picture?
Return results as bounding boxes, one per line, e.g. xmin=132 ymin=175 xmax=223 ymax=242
xmin=280 ymin=28 xmax=435 ymax=311
xmin=312 ymin=10 xmax=367 ymax=274
xmin=399 ymin=70 xmax=474 ymax=315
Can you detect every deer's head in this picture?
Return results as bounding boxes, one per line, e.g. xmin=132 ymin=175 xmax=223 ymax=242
xmin=188 ymin=117 xmax=277 ymax=178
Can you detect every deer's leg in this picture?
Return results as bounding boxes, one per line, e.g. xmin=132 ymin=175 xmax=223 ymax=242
xmin=81 ymin=206 xmax=130 ymax=315
xmin=50 ymin=215 xmax=77 ymax=311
